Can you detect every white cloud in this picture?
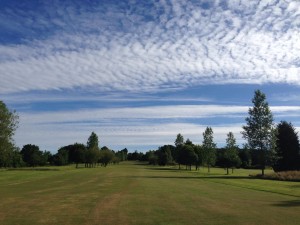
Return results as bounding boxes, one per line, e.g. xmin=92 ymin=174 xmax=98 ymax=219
xmin=1 ymin=0 xmax=300 ymax=94
xmin=14 ymin=104 xmax=300 ymax=152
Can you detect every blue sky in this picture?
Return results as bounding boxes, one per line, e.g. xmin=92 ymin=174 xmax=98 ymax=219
xmin=1 ymin=0 xmax=300 ymax=153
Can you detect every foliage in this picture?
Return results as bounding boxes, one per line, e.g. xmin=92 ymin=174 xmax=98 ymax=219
xmin=0 ymin=101 xmax=19 ymax=167
xmin=273 ymin=121 xmax=300 ymax=172
xmin=98 ymin=148 xmax=115 ymax=167
xmin=242 ymin=90 xmax=274 ymax=175
xmin=87 ymin=132 xmax=99 ymax=150
xmin=202 ymin=127 xmax=216 ymax=172
xmin=174 ymin=133 xmax=184 ymax=147
xmin=20 ymin=144 xmax=47 ymax=167
xmin=156 ymin=145 xmax=174 ymax=166
xmin=223 ymin=132 xmax=241 ymax=174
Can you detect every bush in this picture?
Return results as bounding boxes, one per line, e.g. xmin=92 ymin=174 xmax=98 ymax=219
xmin=251 ymin=171 xmax=300 ymax=181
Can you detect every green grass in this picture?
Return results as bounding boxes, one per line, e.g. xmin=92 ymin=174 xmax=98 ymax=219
xmin=0 ymin=162 xmax=299 ymax=225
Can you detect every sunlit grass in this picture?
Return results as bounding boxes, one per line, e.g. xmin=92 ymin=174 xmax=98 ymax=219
xmin=0 ymin=162 xmax=299 ymax=225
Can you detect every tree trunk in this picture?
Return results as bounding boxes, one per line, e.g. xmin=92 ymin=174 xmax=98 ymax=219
xmin=226 ymin=167 xmax=229 ymax=175
xmin=232 ymin=168 xmax=234 ymax=174
xmin=208 ymin=165 xmax=210 ymax=173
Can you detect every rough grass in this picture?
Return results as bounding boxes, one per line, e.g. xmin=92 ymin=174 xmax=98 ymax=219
xmin=261 ymin=171 xmax=300 ymax=182
xmin=0 ymin=162 xmax=299 ymax=225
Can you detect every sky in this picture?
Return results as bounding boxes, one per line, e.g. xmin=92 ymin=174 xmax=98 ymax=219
xmin=1 ymin=0 xmax=300 ymax=153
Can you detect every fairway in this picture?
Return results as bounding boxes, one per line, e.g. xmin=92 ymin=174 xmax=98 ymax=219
xmin=0 ymin=163 xmax=299 ymax=225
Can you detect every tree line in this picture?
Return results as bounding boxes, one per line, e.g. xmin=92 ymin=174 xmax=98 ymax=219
xmin=1 ymin=90 xmax=300 ymax=172
xmin=128 ymin=90 xmax=300 ymax=174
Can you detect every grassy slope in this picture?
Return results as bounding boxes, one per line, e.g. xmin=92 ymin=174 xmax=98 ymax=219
xmin=0 ymin=163 xmax=299 ymax=225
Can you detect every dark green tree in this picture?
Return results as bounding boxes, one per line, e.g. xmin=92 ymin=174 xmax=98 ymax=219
xmin=175 ymin=133 xmax=184 ymax=147
xmin=0 ymin=101 xmax=19 ymax=167
xmin=99 ymin=148 xmax=114 ymax=167
xmin=273 ymin=121 xmax=300 ymax=171
xmin=175 ymin=133 xmax=184 ymax=169
xmin=223 ymin=132 xmax=241 ymax=174
xmin=69 ymin=143 xmax=86 ymax=168
xmin=242 ymin=90 xmax=274 ymax=175
xmin=87 ymin=132 xmax=99 ymax=149
xmin=157 ymin=145 xmax=173 ymax=166
xmin=202 ymin=127 xmax=216 ymax=172
xmin=20 ymin=144 xmax=43 ymax=167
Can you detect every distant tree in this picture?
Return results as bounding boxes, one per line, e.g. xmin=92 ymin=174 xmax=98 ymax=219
xmin=202 ymin=127 xmax=217 ymax=172
xmin=85 ymin=147 xmax=99 ymax=168
xmin=273 ymin=121 xmax=300 ymax=171
xmin=70 ymin=143 xmax=86 ymax=168
xmin=115 ymin=148 xmax=128 ymax=161
xmin=99 ymin=149 xmax=114 ymax=167
xmin=175 ymin=133 xmax=185 ymax=169
xmin=239 ymin=144 xmax=252 ymax=168
xmin=223 ymin=132 xmax=241 ymax=174
xmin=194 ymin=145 xmax=204 ymax=170
xmin=53 ymin=147 xmax=69 ymax=166
xmin=0 ymin=101 xmax=19 ymax=167
xmin=185 ymin=138 xmax=193 ymax=146
xmin=157 ymin=145 xmax=174 ymax=166
xmin=175 ymin=133 xmax=184 ymax=147
xmin=87 ymin=132 xmax=99 ymax=149
xmin=20 ymin=144 xmax=43 ymax=167
xmin=242 ymin=90 xmax=274 ymax=175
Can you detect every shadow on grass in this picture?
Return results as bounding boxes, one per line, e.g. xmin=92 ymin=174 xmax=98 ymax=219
xmin=273 ymin=200 xmax=300 ymax=207
xmin=130 ymin=175 xmax=252 ymax=180
xmin=7 ymin=168 xmax=60 ymax=171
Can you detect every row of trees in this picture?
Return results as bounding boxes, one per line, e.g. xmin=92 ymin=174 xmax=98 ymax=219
xmin=1 ymin=90 xmax=300 ymax=172
xmin=131 ymin=90 xmax=300 ymax=174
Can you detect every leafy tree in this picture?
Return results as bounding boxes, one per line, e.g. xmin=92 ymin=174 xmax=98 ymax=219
xmin=87 ymin=132 xmax=99 ymax=149
xmin=0 ymin=101 xmax=19 ymax=167
xmin=157 ymin=145 xmax=174 ymax=166
xmin=202 ymin=127 xmax=216 ymax=172
xmin=223 ymin=132 xmax=241 ymax=174
xmin=85 ymin=147 xmax=99 ymax=168
xmin=99 ymin=149 xmax=114 ymax=167
xmin=273 ymin=121 xmax=300 ymax=171
xmin=174 ymin=133 xmax=184 ymax=169
xmin=20 ymin=144 xmax=44 ymax=167
xmin=70 ymin=143 xmax=86 ymax=168
xmin=242 ymin=90 xmax=274 ymax=175
xmin=239 ymin=144 xmax=252 ymax=168
xmin=175 ymin=133 xmax=184 ymax=147
xmin=194 ymin=145 xmax=205 ymax=170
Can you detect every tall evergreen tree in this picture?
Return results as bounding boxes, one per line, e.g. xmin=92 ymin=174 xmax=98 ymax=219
xmin=202 ymin=127 xmax=216 ymax=172
xmin=242 ymin=90 xmax=274 ymax=175
xmin=273 ymin=121 xmax=300 ymax=171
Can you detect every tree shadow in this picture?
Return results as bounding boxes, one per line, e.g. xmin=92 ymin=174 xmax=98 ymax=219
xmin=273 ymin=200 xmax=300 ymax=207
xmin=129 ymin=175 xmax=253 ymax=180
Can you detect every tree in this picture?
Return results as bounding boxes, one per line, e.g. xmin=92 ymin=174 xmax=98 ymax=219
xmin=0 ymin=101 xmax=19 ymax=167
xmin=202 ymin=127 xmax=216 ymax=172
xmin=223 ymin=132 xmax=241 ymax=174
xmin=87 ymin=132 xmax=99 ymax=149
xmin=175 ymin=133 xmax=184 ymax=169
xmin=99 ymin=149 xmax=114 ymax=167
xmin=157 ymin=145 xmax=174 ymax=166
xmin=242 ymin=90 xmax=274 ymax=175
xmin=273 ymin=121 xmax=300 ymax=171
xmin=175 ymin=133 xmax=184 ymax=147
xmin=20 ymin=144 xmax=44 ymax=167
xmin=70 ymin=143 xmax=86 ymax=168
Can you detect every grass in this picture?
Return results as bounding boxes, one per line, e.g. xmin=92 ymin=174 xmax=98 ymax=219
xmin=0 ymin=162 xmax=299 ymax=225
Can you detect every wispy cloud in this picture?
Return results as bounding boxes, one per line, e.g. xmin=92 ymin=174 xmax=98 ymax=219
xmin=1 ymin=0 xmax=300 ymax=94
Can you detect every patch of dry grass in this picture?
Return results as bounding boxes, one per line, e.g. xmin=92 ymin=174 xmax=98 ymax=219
xmin=262 ymin=171 xmax=300 ymax=181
